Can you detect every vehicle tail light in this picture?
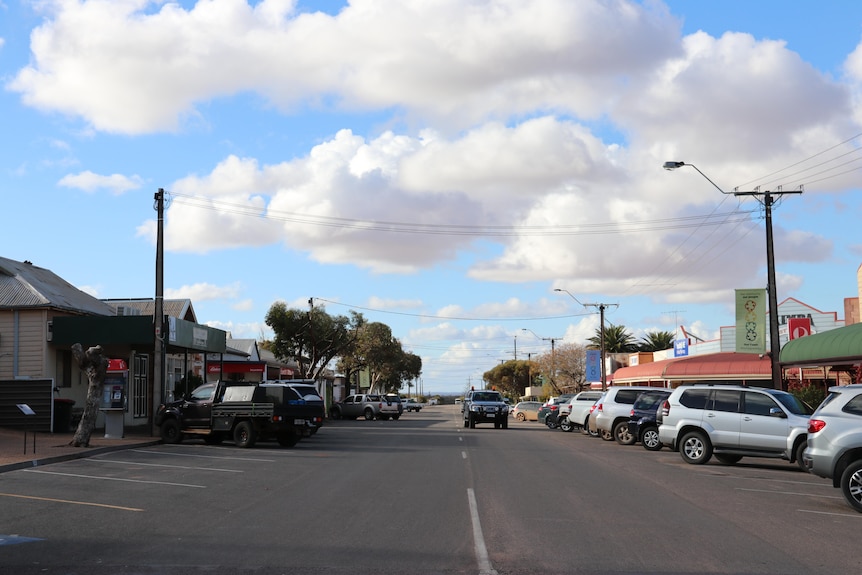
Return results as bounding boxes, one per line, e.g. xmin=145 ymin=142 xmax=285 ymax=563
xmin=596 ymin=403 xmax=603 ymax=413
xmin=808 ymin=419 xmax=826 ymax=433
xmin=630 ymin=409 xmax=635 ymax=417
xmin=660 ymin=400 xmax=670 ymax=417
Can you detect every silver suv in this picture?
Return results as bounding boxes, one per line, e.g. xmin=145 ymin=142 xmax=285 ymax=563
xmin=594 ymin=386 xmax=663 ymax=443
xmin=559 ymin=391 xmax=604 ymax=432
xmin=804 ymin=384 xmax=862 ymax=513
xmin=462 ymin=389 xmax=509 ymax=429
xmin=658 ymin=385 xmax=812 ymax=467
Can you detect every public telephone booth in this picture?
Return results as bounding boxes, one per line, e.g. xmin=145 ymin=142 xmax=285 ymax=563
xmin=101 ymin=359 xmax=128 ymax=438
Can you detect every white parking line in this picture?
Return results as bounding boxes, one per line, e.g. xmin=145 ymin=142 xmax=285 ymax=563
xmin=735 ymin=487 xmax=842 ymax=499
xmin=89 ymin=459 xmax=243 ymax=473
xmin=130 ymin=449 xmax=275 ymax=462
xmin=467 ymin=488 xmax=498 ymax=575
xmin=22 ymin=469 xmax=206 ymax=488
xmin=798 ymin=509 xmax=862 ymax=518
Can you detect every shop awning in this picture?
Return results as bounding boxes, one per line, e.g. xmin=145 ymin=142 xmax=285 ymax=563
xmin=780 ymin=322 xmax=862 ymax=368
xmin=611 ymin=352 xmax=772 ymax=385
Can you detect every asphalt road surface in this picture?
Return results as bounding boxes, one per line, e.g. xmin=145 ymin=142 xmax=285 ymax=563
xmin=1 ymin=405 xmax=858 ymax=575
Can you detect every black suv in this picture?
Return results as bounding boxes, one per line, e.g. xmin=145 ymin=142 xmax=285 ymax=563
xmin=627 ymin=390 xmax=671 ymax=450
xmin=462 ymin=389 xmax=509 ymax=429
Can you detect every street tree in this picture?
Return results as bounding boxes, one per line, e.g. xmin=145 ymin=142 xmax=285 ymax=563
xmin=639 ymin=330 xmax=676 ymax=352
xmin=587 ymin=323 xmax=638 ymax=353
xmin=69 ymin=343 xmax=109 ymax=447
xmin=265 ymin=302 xmax=364 ymax=380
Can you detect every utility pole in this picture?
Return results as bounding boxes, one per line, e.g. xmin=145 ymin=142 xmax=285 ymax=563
xmin=554 ymin=289 xmax=617 ymax=391
xmin=152 ymin=189 xmax=165 ymax=435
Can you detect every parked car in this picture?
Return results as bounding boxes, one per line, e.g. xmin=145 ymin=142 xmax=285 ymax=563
xmin=402 ymin=398 xmax=423 ymax=412
xmin=658 ymin=384 xmax=812 ymax=467
xmin=594 ymin=386 xmax=663 ymax=443
xmin=330 ymin=394 xmax=400 ymax=421
xmin=627 ymin=390 xmax=672 ymax=450
xmin=586 ymin=393 xmax=607 ymax=437
xmin=512 ymin=401 xmax=542 ymax=421
xmin=559 ymin=391 xmax=604 ymax=432
xmin=804 ymin=384 xmax=862 ymax=512
xmin=538 ymin=395 xmax=575 ymax=427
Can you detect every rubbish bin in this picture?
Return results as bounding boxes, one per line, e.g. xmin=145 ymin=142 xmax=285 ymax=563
xmin=53 ymin=398 xmax=75 ymax=433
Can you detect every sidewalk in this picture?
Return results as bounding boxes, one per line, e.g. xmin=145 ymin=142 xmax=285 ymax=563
xmin=0 ymin=426 xmax=161 ymax=474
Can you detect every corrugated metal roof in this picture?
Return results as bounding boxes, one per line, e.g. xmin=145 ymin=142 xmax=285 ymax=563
xmin=611 ymin=352 xmax=771 ymax=384
xmin=102 ymin=298 xmax=196 ymax=322
xmin=0 ymin=256 xmax=116 ymax=316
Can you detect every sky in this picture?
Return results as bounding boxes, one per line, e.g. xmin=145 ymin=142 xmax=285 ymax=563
xmin=2 ymin=0 xmax=861 ymax=395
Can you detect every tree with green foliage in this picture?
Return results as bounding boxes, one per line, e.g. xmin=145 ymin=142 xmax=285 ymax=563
xmin=587 ymin=323 xmax=638 ymax=353
xmin=265 ymin=302 xmax=364 ymax=380
xmin=638 ymin=330 xmax=676 ymax=352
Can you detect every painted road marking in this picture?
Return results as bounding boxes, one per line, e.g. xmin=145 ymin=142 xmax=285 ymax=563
xmin=467 ymin=488 xmax=498 ymax=575
xmin=130 ymin=449 xmax=274 ymax=462
xmin=0 ymin=492 xmax=143 ymax=512
xmin=90 ymin=459 xmax=243 ymax=473
xmin=22 ymin=469 xmax=205 ymax=488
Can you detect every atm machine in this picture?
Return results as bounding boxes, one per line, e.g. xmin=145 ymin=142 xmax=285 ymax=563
xmin=101 ymin=359 xmax=128 ymax=438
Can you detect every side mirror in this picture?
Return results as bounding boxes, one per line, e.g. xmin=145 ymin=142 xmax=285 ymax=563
xmin=769 ymin=407 xmax=787 ymax=418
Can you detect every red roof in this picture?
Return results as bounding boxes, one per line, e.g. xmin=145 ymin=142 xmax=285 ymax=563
xmin=611 ymin=352 xmax=772 ymax=385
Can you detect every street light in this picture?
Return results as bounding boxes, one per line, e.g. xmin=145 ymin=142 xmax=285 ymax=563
xmin=521 ymin=328 xmax=561 ymax=393
xmin=554 ymin=289 xmax=617 ymax=391
xmin=663 ymin=161 xmax=802 ymax=389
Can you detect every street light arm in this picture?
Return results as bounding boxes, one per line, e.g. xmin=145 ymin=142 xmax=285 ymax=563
xmin=663 ymin=161 xmax=731 ymax=195
xmin=554 ymin=288 xmax=588 ymax=307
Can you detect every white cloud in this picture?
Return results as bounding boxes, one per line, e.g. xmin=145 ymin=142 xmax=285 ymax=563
xmin=58 ymin=170 xmax=143 ymax=195
xmin=165 ymin=282 xmax=243 ymax=301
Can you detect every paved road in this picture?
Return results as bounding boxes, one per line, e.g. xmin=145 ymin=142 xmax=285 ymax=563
xmin=0 ymin=405 xmax=857 ymax=574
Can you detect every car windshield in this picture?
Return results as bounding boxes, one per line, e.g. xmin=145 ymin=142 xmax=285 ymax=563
xmin=771 ymin=391 xmax=815 ymax=416
xmin=473 ymin=392 xmax=501 ymax=402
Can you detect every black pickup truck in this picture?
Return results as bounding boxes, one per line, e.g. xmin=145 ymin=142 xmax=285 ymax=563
xmin=156 ymin=380 xmax=324 ymax=448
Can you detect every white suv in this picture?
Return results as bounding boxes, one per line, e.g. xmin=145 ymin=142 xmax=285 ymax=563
xmin=658 ymin=385 xmax=812 ymax=467
xmin=559 ymin=391 xmax=604 ymax=433
xmin=594 ymin=386 xmax=664 ymax=443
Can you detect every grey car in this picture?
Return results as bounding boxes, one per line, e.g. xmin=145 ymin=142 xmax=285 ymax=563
xmin=804 ymin=384 xmax=862 ymax=513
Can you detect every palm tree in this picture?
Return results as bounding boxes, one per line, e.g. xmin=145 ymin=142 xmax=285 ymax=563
xmin=587 ymin=323 xmax=638 ymax=353
xmin=639 ymin=330 xmax=676 ymax=352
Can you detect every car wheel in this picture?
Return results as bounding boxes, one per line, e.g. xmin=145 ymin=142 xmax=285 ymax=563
xmin=641 ymin=426 xmax=662 ymax=451
xmin=392 ymin=415 xmax=400 ymax=420
xmin=516 ymin=413 xmax=526 ymax=422
xmin=614 ymin=421 xmax=636 ymax=445
xmin=365 ymin=407 xmax=375 ymax=421
xmin=714 ymin=453 xmax=743 ymax=465
xmin=545 ymin=418 xmax=558 ymax=430
xmin=160 ymin=419 xmax=183 ymax=444
xmin=469 ymin=413 xmax=476 ymax=429
xmin=233 ymin=421 xmax=257 ymax=448
xmin=204 ymin=432 xmax=223 ymax=445
xmin=329 ymin=407 xmax=342 ymax=420
xmin=794 ymin=440 xmax=807 ymax=471
xmin=277 ymin=429 xmax=301 ymax=447
xmin=463 ymin=416 xmax=469 ymax=428
xmin=840 ymin=459 xmax=862 ymax=513
xmin=679 ymin=430 xmax=712 ymax=464
xmin=501 ymin=418 xmax=508 ymax=429
xmin=600 ymin=429 xmax=613 ymax=441
xmin=560 ymin=418 xmax=574 ymax=433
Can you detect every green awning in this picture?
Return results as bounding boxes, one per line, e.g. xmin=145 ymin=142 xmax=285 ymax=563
xmin=52 ymin=315 xmax=227 ymax=354
xmin=780 ymin=322 xmax=862 ymax=367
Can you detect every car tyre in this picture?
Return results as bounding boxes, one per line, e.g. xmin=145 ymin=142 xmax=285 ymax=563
xmin=641 ymin=426 xmax=662 ymax=451
xmin=516 ymin=413 xmax=526 ymax=422
xmin=794 ymin=440 xmax=807 ymax=471
xmin=364 ymin=407 xmax=375 ymax=421
xmin=559 ymin=418 xmax=574 ymax=433
xmin=469 ymin=413 xmax=476 ymax=429
xmin=840 ymin=459 xmax=862 ymax=513
xmin=277 ymin=429 xmax=301 ymax=447
xmin=329 ymin=407 xmax=342 ymax=420
xmin=600 ymin=429 xmax=613 ymax=441
xmin=233 ymin=421 xmax=257 ymax=448
xmin=160 ymin=419 xmax=183 ymax=444
xmin=501 ymin=418 xmax=508 ymax=430
xmin=614 ymin=421 xmax=636 ymax=445
xmin=463 ymin=416 xmax=469 ymax=428
xmin=679 ymin=430 xmax=712 ymax=464
xmin=714 ymin=453 xmax=743 ymax=465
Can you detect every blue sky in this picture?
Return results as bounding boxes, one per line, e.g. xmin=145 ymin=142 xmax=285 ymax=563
xmin=2 ymin=1 xmax=861 ymax=395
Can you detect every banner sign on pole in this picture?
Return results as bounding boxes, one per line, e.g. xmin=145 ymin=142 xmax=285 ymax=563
xmin=585 ymin=349 xmax=602 ymax=382
xmin=735 ymin=288 xmax=767 ymax=353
